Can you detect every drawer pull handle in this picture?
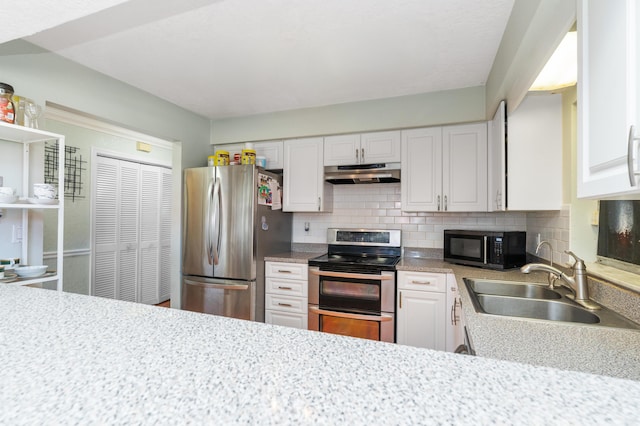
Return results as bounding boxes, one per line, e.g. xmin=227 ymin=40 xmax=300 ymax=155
xmin=411 ymin=280 xmax=432 ymax=285
xmin=278 ymin=286 xmax=293 ymax=290
xmin=277 ymin=270 xmax=292 ymax=273
xmin=278 ymin=303 xmax=293 ymax=307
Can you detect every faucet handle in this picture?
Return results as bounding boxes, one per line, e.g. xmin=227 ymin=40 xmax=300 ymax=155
xmin=564 ymin=250 xmax=586 ymax=270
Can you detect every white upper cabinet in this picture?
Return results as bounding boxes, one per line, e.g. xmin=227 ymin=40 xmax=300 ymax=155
xmin=442 ymin=123 xmax=487 ymax=212
xmin=507 ymin=93 xmax=563 ymax=210
xmin=488 ymin=101 xmax=506 ymax=211
xmin=323 ymin=134 xmax=361 ymax=165
xmin=360 ymin=130 xmax=401 ymax=164
xmin=324 ymin=130 xmax=400 ymax=166
xmin=283 ymin=137 xmax=333 ymax=212
xmin=402 ymin=123 xmax=487 ymax=212
xmin=255 ymin=140 xmax=284 ymax=170
xmin=578 ymin=0 xmax=640 ymax=197
xmin=401 ymin=127 xmax=443 ymax=211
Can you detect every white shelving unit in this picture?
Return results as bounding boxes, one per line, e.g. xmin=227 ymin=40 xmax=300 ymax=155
xmin=0 ymin=120 xmax=65 ymax=291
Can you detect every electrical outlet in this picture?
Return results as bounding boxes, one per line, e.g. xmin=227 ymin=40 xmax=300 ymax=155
xmin=304 ymin=222 xmax=310 ymax=232
xmin=12 ymin=225 xmax=22 ymax=243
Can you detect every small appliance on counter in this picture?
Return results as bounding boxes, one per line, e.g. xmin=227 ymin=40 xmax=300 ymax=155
xmin=444 ymin=230 xmax=526 ymax=270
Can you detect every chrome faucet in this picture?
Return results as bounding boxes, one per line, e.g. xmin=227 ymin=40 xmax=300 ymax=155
xmin=535 ymin=240 xmax=558 ymax=288
xmin=520 ymin=250 xmax=600 ymax=310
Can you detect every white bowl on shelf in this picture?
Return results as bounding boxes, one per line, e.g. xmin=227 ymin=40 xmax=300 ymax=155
xmin=14 ymin=265 xmax=48 ymax=278
xmin=0 ymin=194 xmax=18 ymax=204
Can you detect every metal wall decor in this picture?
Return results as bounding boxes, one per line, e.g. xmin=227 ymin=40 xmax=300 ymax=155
xmin=44 ymin=141 xmax=86 ymax=202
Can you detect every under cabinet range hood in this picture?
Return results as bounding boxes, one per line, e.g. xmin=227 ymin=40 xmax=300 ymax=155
xmin=324 ymin=163 xmax=401 ymax=184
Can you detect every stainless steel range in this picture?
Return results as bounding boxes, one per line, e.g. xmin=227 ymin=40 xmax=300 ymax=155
xmin=308 ymin=229 xmax=401 ymax=343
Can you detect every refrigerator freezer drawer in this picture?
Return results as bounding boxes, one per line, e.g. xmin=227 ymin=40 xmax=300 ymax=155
xmin=182 ymin=276 xmax=256 ymax=321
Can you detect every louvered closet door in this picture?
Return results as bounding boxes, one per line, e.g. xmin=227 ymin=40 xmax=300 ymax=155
xmin=139 ymin=165 xmax=161 ymax=304
xmin=158 ymin=168 xmax=172 ymax=302
xmin=93 ymin=156 xmax=171 ymax=304
xmin=93 ymin=157 xmax=140 ymax=302
xmin=118 ymin=162 xmax=140 ymax=302
xmin=93 ymin=157 xmax=119 ymax=299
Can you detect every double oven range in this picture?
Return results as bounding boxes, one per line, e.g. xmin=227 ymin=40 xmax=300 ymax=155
xmin=308 ymin=229 xmax=401 ymax=343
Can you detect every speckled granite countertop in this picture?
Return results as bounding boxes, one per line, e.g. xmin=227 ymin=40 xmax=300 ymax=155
xmin=264 ymin=251 xmax=320 ymax=263
xmin=2 ymin=285 xmax=640 ymax=424
xmin=397 ymin=258 xmax=640 ymax=381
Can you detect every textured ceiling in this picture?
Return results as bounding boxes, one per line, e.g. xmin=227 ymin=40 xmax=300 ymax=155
xmin=23 ymin=0 xmax=515 ymax=119
xmin=0 ymin=0 xmax=130 ymax=44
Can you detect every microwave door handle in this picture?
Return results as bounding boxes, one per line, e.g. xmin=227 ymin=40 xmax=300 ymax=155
xmin=483 ymin=236 xmax=488 ymax=265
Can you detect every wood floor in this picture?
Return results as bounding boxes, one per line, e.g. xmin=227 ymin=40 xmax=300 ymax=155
xmin=155 ymin=300 xmax=171 ymax=308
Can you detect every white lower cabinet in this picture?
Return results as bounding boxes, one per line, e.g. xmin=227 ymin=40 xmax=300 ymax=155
xmin=397 ymin=271 xmax=462 ymax=352
xmin=264 ymin=261 xmax=308 ymax=329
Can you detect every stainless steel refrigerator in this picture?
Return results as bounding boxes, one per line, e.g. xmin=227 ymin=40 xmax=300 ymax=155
xmin=181 ymin=165 xmax=292 ymax=322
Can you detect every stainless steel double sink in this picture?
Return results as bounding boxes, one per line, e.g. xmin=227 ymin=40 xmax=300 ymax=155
xmin=463 ymin=278 xmax=639 ymax=329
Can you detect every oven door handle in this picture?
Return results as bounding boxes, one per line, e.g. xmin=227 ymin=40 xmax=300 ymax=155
xmin=309 ymin=306 xmax=393 ymax=322
xmin=309 ymin=269 xmax=393 ymax=281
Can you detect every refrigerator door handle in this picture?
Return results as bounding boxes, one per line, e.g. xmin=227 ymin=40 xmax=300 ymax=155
xmin=205 ymin=178 xmax=214 ymax=265
xmin=184 ymin=279 xmax=249 ymax=291
xmin=211 ymin=177 xmax=221 ymax=265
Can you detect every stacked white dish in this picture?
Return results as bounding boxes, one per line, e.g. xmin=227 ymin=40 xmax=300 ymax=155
xmin=0 ymin=194 xmax=18 ymax=204
xmin=14 ymin=265 xmax=48 ymax=278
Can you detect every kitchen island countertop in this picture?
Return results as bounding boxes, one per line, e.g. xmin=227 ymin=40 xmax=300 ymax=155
xmin=2 ymin=285 xmax=640 ymax=424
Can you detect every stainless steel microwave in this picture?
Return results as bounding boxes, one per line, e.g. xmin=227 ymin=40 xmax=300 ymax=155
xmin=444 ymin=230 xmax=527 ymax=270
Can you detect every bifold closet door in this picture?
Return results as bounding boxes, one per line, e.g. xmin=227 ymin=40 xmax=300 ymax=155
xmin=93 ymin=156 xmax=140 ymax=301
xmin=139 ymin=165 xmax=172 ymax=304
xmin=93 ymin=156 xmax=171 ymax=304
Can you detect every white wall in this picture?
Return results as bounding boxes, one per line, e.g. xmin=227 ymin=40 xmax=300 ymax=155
xmin=485 ymin=0 xmax=576 ymax=117
xmin=0 ymin=40 xmax=210 ymax=168
xmin=41 ymin=117 xmax=174 ymax=295
xmin=210 ymin=86 xmax=486 ymax=144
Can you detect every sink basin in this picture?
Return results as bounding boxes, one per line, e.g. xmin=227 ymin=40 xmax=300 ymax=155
xmin=475 ymin=294 xmax=600 ymax=324
xmin=463 ymin=278 xmax=640 ymax=329
xmin=465 ymin=279 xmax=562 ymax=300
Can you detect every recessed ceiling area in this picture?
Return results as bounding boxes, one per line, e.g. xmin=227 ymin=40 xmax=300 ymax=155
xmin=21 ymin=0 xmax=515 ymax=120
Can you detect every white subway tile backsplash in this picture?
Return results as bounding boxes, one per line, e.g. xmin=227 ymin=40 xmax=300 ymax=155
xmin=290 ymin=185 xmax=571 ymax=257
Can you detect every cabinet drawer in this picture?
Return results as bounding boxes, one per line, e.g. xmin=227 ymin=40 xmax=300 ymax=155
xmin=265 ymin=294 xmax=307 ymax=313
xmin=265 ymin=262 xmax=308 ymax=280
xmin=266 ymin=277 xmax=308 ymax=297
xmin=397 ymin=271 xmax=447 ymax=293
xmin=265 ymin=310 xmax=308 ymax=329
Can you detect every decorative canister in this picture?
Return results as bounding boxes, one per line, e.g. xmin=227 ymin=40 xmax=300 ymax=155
xmin=241 ymin=149 xmax=256 ymax=165
xmin=213 ymin=150 xmax=230 ymax=166
xmin=0 ymin=82 xmax=15 ymax=124
xmin=207 ymin=155 xmax=216 ymax=166
xmin=256 ymin=156 xmax=267 ymax=168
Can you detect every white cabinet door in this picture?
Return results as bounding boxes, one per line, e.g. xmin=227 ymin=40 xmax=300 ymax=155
xmin=94 ymin=157 xmax=140 ymax=302
xmin=396 ymin=289 xmax=446 ymax=351
xmin=255 ymin=140 xmax=284 ymax=170
xmin=442 ymin=123 xmax=487 ymax=212
xmin=401 ymin=127 xmax=442 ymax=211
xmin=488 ymin=101 xmax=506 ymax=211
xmin=360 ymin=130 xmax=401 ymax=164
xmin=578 ymin=0 xmax=640 ymax=197
xmin=324 ymin=134 xmax=360 ymax=166
xmin=445 ymin=275 xmax=464 ymax=353
xmin=507 ymin=94 xmax=562 ymax=210
xmin=283 ymin=138 xmax=332 ymax=212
